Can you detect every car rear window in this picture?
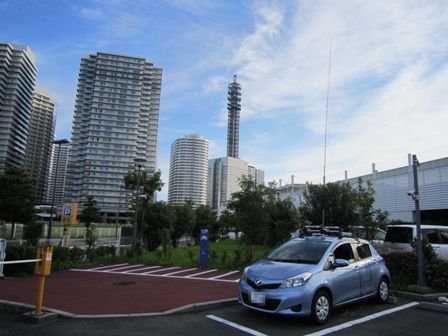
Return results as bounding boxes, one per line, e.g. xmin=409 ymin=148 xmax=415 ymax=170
xmin=357 ymin=244 xmax=372 ymax=259
xmin=385 ymin=227 xmax=412 ymax=243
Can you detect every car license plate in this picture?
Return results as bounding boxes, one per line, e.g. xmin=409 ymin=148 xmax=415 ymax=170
xmin=250 ymin=291 xmax=265 ymax=304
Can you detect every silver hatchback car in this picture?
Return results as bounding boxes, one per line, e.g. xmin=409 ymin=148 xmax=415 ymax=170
xmin=239 ymin=235 xmax=390 ymax=324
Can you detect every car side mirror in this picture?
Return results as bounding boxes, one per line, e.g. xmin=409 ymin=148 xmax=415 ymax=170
xmin=333 ymin=259 xmax=349 ymax=268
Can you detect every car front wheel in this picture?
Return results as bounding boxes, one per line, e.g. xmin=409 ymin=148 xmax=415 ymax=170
xmin=311 ymin=290 xmax=331 ymax=325
xmin=376 ymin=278 xmax=389 ymax=304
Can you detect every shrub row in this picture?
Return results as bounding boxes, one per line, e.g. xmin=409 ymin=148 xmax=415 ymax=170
xmin=3 ymin=245 xmax=119 ymax=276
xmin=383 ymin=252 xmax=448 ymax=291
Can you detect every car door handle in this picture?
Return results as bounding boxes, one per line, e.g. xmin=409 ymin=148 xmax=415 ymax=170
xmin=354 ymin=265 xmax=359 ymax=271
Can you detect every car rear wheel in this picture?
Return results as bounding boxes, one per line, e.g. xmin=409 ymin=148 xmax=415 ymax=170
xmin=376 ymin=278 xmax=389 ymax=304
xmin=311 ymin=290 xmax=331 ymax=325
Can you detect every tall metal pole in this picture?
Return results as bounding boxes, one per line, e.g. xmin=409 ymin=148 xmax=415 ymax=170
xmin=132 ymin=165 xmax=141 ymax=250
xmin=47 ymin=139 xmax=69 ymax=242
xmin=412 ymin=154 xmax=426 ymax=287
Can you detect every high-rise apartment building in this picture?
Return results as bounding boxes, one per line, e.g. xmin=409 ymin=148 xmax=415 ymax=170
xmin=25 ymin=87 xmax=56 ymax=203
xmin=0 ymin=43 xmax=37 ymax=171
xmin=65 ymin=52 xmax=162 ymax=217
xmin=227 ymin=75 xmax=241 ymax=158
xmin=46 ymin=141 xmax=70 ymax=212
xmin=168 ymin=134 xmax=209 ymax=207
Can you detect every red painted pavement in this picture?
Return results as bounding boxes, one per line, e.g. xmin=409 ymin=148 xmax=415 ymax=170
xmin=0 ymin=269 xmax=240 ymax=315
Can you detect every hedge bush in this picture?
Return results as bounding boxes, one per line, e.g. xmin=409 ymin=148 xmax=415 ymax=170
xmin=383 ymin=252 xmax=448 ymax=291
xmin=3 ymin=245 xmax=119 ymax=276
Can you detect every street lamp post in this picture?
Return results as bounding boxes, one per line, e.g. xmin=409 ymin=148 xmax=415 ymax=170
xmin=115 ymin=184 xmax=123 ymax=254
xmin=132 ymin=158 xmax=146 ymax=250
xmin=411 ymin=154 xmax=426 ymax=287
xmin=47 ymin=139 xmax=69 ymax=243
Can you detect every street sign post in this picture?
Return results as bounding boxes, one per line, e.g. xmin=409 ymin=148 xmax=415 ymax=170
xmin=199 ymin=229 xmax=208 ymax=268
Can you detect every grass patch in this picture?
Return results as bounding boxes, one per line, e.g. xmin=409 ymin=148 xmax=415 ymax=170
xmin=132 ymin=240 xmax=272 ymax=270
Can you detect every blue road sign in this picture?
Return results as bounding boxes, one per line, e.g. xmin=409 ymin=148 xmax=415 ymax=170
xmin=199 ymin=229 xmax=208 ymax=268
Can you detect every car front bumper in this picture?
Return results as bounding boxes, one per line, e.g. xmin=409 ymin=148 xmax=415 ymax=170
xmin=238 ymin=279 xmax=314 ymax=316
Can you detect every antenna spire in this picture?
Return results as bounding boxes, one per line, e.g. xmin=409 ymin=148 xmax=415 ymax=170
xmin=323 ymin=40 xmax=332 ymax=185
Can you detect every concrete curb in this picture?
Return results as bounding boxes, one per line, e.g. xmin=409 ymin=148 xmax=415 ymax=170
xmin=417 ymin=302 xmax=448 ymax=314
xmin=0 ymin=297 xmax=239 ymax=319
xmin=391 ymin=290 xmax=448 ymax=302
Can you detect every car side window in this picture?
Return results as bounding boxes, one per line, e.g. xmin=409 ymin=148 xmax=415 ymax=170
xmin=422 ymin=229 xmax=440 ymax=244
xmin=439 ymin=230 xmax=448 ymax=245
xmin=333 ymin=243 xmax=355 ymax=263
xmin=356 ymin=244 xmax=372 ymax=259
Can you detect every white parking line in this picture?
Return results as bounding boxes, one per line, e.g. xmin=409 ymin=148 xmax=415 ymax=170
xmin=123 ymin=266 xmax=161 ymax=273
xmin=162 ymin=268 xmax=197 ymax=276
xmin=101 ymin=264 xmax=143 ymax=272
xmin=88 ymin=263 xmax=129 ymax=271
xmin=186 ymin=269 xmax=218 ymax=277
xmin=142 ymin=266 xmax=180 ymax=274
xmin=210 ymin=271 xmax=240 ymax=279
xmin=207 ymin=315 xmax=268 ymax=336
xmin=304 ymin=302 xmax=419 ymax=336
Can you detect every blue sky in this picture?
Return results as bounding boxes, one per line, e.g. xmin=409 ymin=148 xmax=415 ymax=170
xmin=2 ymin=0 xmax=448 ymax=201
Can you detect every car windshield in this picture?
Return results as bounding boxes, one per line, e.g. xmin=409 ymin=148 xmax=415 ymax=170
xmin=265 ymin=239 xmax=332 ymax=264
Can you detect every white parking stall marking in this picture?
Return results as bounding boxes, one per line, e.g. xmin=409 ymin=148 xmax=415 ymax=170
xmin=304 ymin=302 xmax=419 ymax=336
xmin=142 ymin=266 xmax=180 ymax=274
xmin=87 ymin=263 xmax=129 ymax=271
xmin=210 ymin=270 xmax=240 ymax=279
xmin=162 ymin=268 xmax=197 ymax=276
xmin=123 ymin=266 xmax=161 ymax=273
xmin=101 ymin=264 xmax=144 ymax=272
xmin=207 ymin=315 xmax=268 ymax=336
xmin=186 ymin=269 xmax=218 ymax=278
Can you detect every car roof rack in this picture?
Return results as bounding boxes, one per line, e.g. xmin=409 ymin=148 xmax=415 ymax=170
xmin=302 ymin=225 xmax=353 ymax=239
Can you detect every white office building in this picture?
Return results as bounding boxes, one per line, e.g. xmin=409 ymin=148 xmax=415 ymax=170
xmin=0 ymin=43 xmax=36 ymax=171
xmin=207 ymin=156 xmax=264 ymax=216
xmin=65 ymin=52 xmax=162 ymax=218
xmin=168 ymin=134 xmax=209 ymax=207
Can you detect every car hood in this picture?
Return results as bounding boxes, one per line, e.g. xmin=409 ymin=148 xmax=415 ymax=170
xmin=247 ymin=260 xmax=317 ymax=281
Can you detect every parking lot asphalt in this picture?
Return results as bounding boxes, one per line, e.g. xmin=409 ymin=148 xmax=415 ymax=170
xmin=1 ymin=298 xmax=447 ymax=336
xmin=0 ymin=263 xmax=241 ymax=316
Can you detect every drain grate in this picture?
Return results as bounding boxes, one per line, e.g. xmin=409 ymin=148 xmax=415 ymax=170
xmin=113 ymin=281 xmax=136 ymax=286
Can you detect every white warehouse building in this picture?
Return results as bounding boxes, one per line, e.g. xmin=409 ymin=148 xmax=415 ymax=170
xmin=345 ymin=155 xmax=448 ymax=223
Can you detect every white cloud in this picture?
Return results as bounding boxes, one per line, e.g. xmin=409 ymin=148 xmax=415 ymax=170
xmin=231 ymin=0 xmax=448 ymax=184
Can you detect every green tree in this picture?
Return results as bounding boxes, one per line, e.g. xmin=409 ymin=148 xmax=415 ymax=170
xmin=300 ymin=182 xmax=358 ymax=230
xmin=192 ymin=205 xmax=218 ymax=243
xmin=124 ymin=170 xmax=164 ymax=249
xmin=141 ymin=201 xmax=173 ymax=251
xmin=124 ymin=170 xmax=163 ymax=200
xmin=299 ymin=179 xmax=389 ymax=235
xmin=79 ymin=196 xmax=101 ymax=249
xmin=170 ymin=201 xmax=195 ymax=247
xmin=0 ymin=167 xmax=36 ymax=238
xmin=266 ymin=199 xmax=299 ymax=247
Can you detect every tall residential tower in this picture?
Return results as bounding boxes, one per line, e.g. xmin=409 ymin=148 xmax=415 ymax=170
xmin=227 ymin=75 xmax=241 ymax=159
xmin=168 ymin=134 xmax=209 ymax=207
xmin=0 ymin=43 xmax=36 ymax=171
xmin=65 ymin=52 xmax=162 ymax=217
xmin=25 ymin=87 xmax=56 ymax=203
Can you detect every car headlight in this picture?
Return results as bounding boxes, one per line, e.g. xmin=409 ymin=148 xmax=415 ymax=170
xmin=280 ymin=272 xmax=312 ymax=288
xmin=241 ymin=267 xmax=249 ymax=282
